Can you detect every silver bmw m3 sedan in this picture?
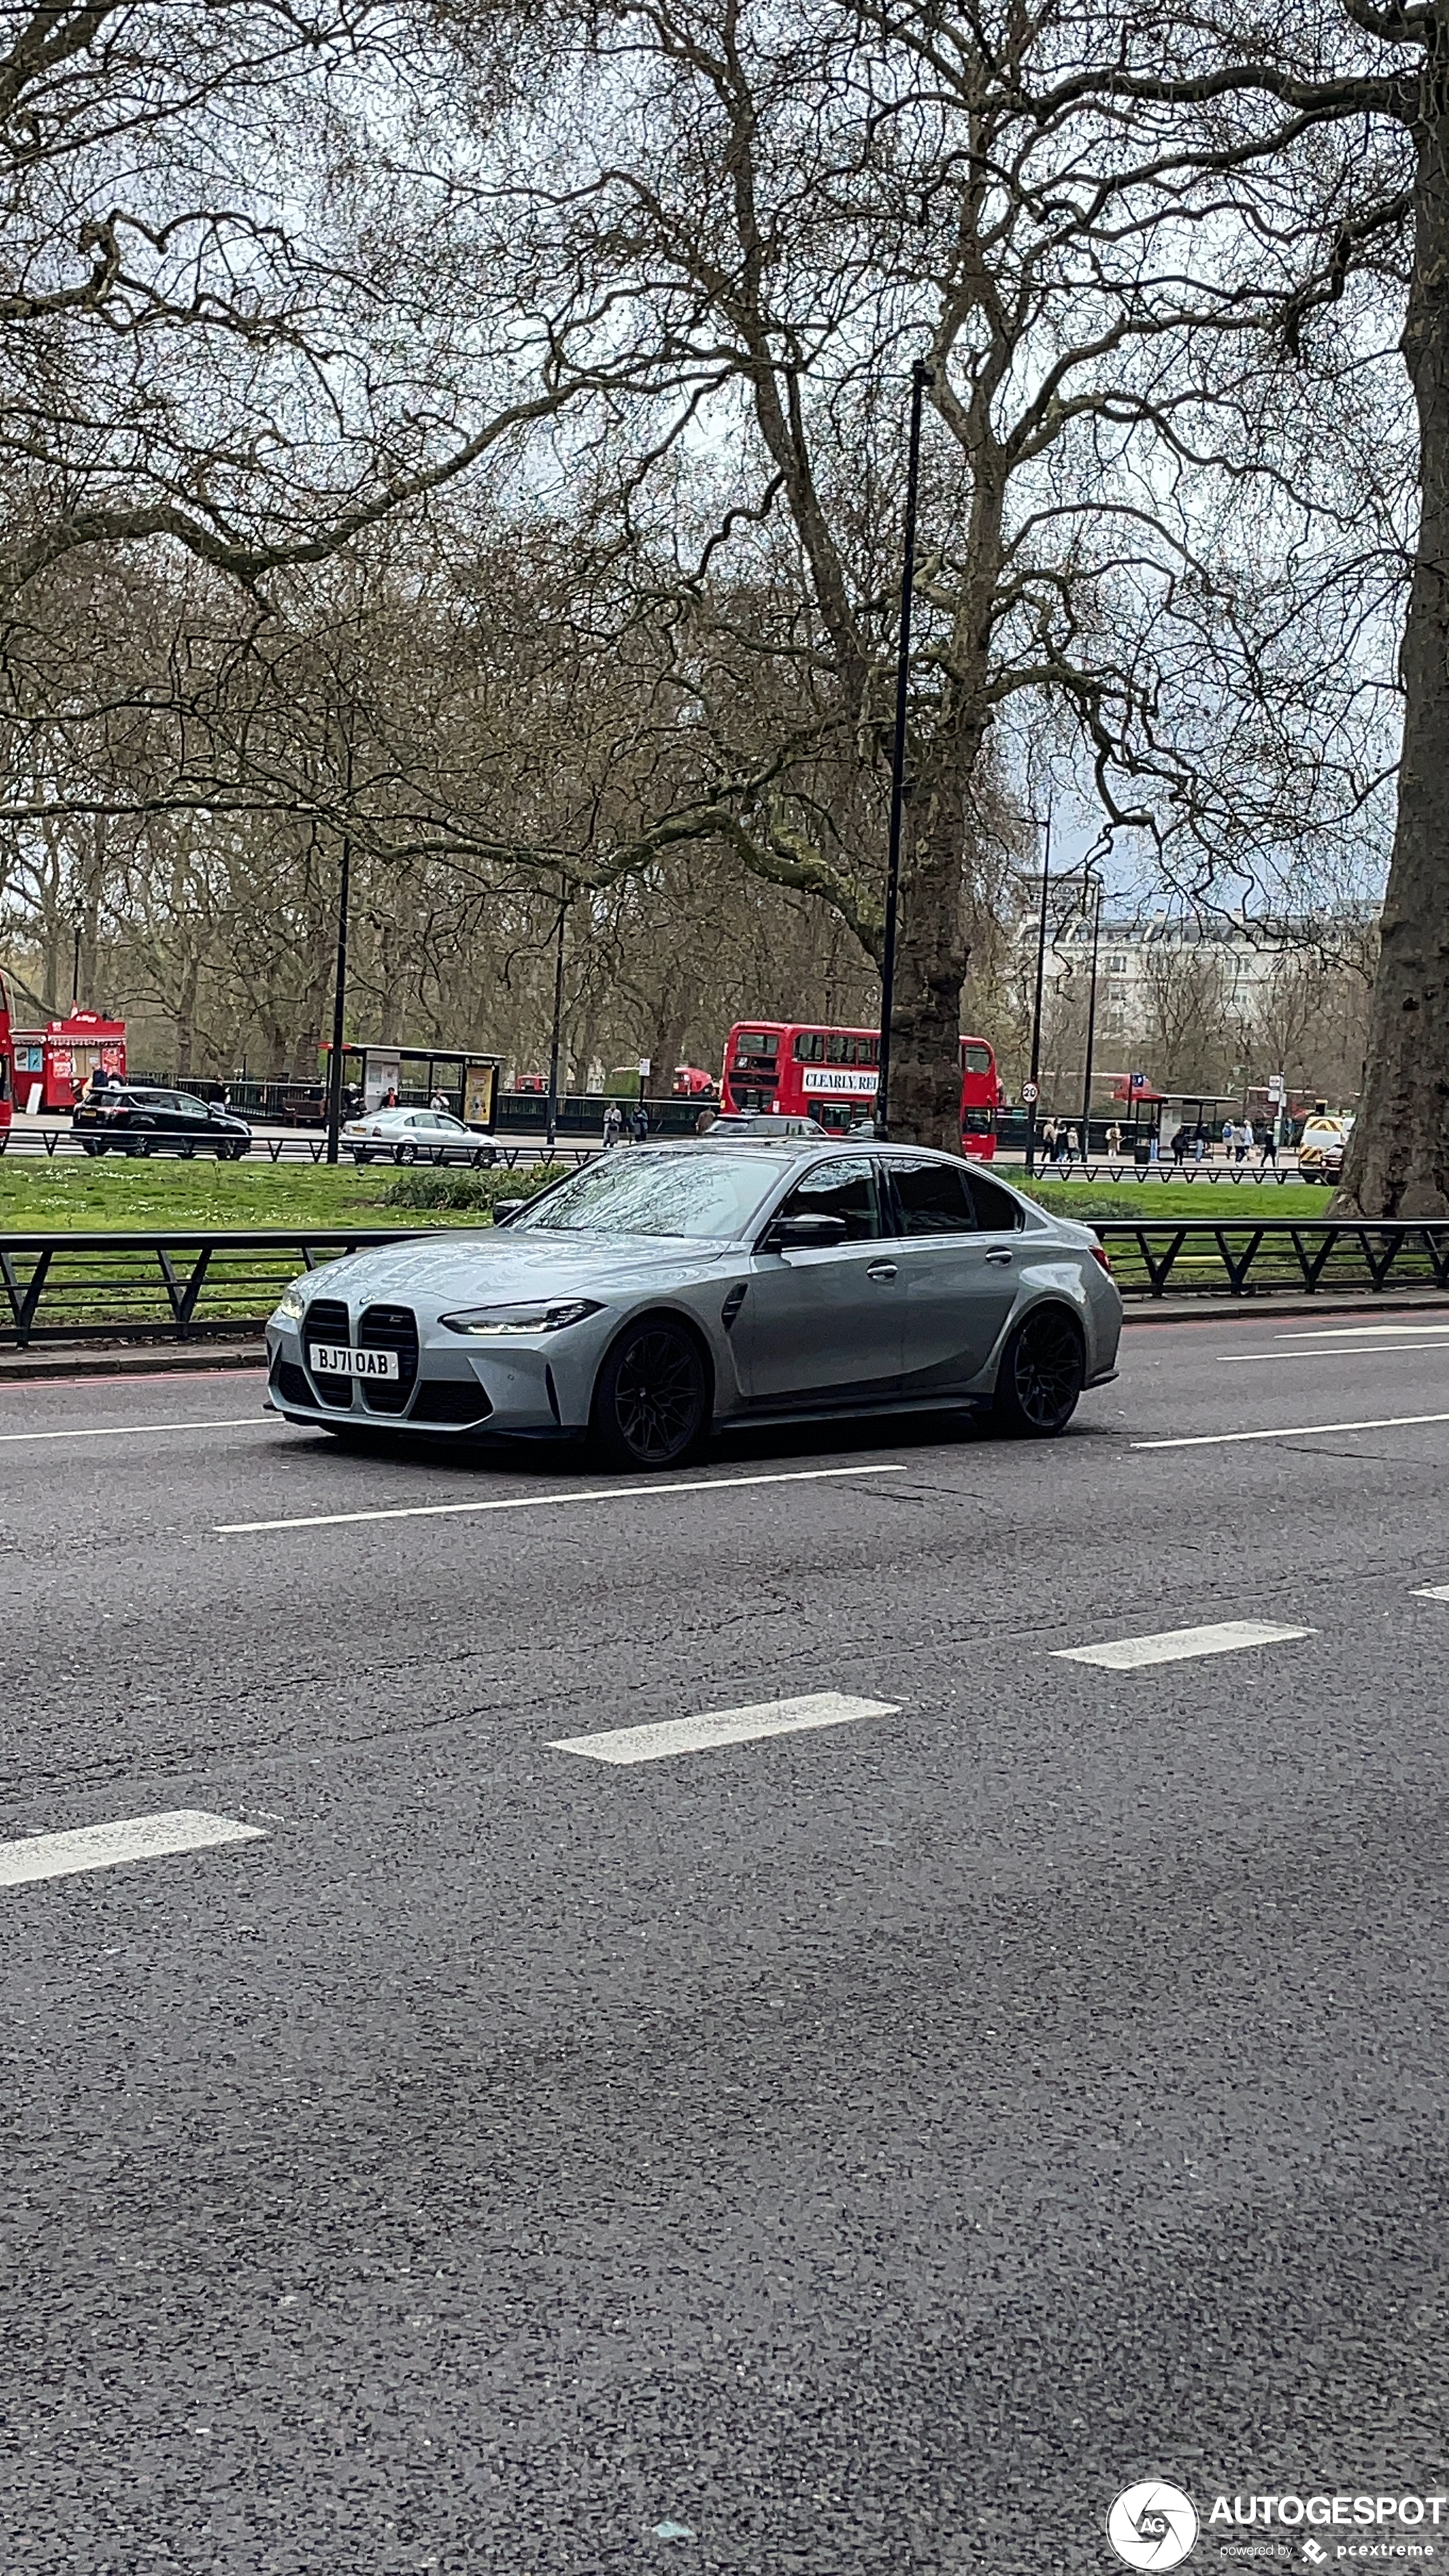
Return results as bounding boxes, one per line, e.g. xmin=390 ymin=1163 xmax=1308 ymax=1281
xmin=265 ymin=1139 xmax=1122 ymax=1468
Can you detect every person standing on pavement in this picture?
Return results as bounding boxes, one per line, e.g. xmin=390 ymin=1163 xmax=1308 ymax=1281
xmin=1193 ymin=1126 xmax=1205 ymax=1163
xmin=1062 ymin=1124 xmax=1079 ymax=1171
xmin=602 ymin=1101 xmax=623 ymax=1148
xmin=1259 ymin=1124 xmax=1278 ymax=1170
xmin=630 ymin=1100 xmax=650 ymax=1144
xmin=1039 ymin=1117 xmax=1058 ymax=1172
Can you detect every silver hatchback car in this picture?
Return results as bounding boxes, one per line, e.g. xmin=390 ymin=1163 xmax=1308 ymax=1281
xmin=265 ymin=1141 xmax=1121 ymax=1466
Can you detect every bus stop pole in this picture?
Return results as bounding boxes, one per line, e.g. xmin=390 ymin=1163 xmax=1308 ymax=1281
xmin=876 ymin=357 xmax=932 ymax=1143
xmin=325 ymin=828 xmax=351 ymax=1167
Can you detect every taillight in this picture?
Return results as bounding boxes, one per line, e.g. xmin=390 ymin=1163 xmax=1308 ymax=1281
xmin=1091 ymin=1240 xmax=1112 ymax=1274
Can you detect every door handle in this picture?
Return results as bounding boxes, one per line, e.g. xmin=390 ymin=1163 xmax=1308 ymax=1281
xmin=983 ymin=1248 xmax=1014 ymax=1266
xmin=866 ymin=1261 xmax=898 ymax=1282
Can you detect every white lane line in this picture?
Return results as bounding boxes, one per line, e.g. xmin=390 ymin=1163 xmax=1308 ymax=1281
xmin=216 ymin=1460 xmax=906 ymax=1534
xmin=1133 ymin=1411 xmax=1449 ymax=1451
xmin=551 ymin=1690 xmax=900 ymax=1765
xmin=0 ymin=1808 xmax=265 ymax=1889
xmin=0 ymin=1416 xmax=266 ymax=1445
xmin=1411 ymin=1583 xmax=1449 ymax=1603
xmin=1227 ymin=1350 xmax=1449 ymax=1364
xmin=1279 ymin=1323 xmax=1449 ymax=1341
xmin=1054 ymin=1619 xmax=1313 ymax=1672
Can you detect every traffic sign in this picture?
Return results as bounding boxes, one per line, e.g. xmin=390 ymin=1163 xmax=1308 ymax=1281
xmin=1021 ymin=1081 xmax=1039 ymax=1104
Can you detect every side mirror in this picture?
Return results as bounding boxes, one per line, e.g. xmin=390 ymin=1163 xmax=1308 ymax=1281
xmin=762 ymin=1213 xmax=848 ymax=1251
xmin=492 ymin=1199 xmax=526 ymax=1225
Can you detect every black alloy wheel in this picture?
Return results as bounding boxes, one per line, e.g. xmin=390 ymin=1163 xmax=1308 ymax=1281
xmin=990 ymin=1306 xmax=1084 ymax=1438
xmin=592 ymin=1317 xmax=709 ymax=1469
xmin=394 ymin=1140 xmax=417 ymax=1165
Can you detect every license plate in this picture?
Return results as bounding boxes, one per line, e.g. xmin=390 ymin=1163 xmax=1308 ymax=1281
xmin=308 ymin=1342 xmax=399 ymax=1380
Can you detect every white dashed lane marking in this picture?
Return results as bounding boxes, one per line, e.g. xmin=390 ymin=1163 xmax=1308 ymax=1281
xmin=216 ymin=1461 xmax=906 ymax=1534
xmin=0 ymin=1417 xmax=267 ymax=1445
xmin=551 ymin=1691 xmax=900 ymax=1765
xmin=1133 ymin=1412 xmax=1449 ymax=1452
xmin=1411 ymin=1584 xmax=1449 ymax=1603
xmin=1054 ymin=1619 xmax=1314 ymax=1672
xmin=0 ymin=1809 xmax=266 ymax=1889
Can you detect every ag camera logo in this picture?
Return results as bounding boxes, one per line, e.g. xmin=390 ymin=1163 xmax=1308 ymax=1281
xmin=1107 ymin=2481 xmax=1200 ymax=2570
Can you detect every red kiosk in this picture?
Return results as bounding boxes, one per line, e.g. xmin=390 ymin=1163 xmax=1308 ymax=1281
xmin=12 ymin=1012 xmax=127 ymax=1112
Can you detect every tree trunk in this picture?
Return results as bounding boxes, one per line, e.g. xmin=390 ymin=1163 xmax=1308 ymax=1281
xmin=1336 ymin=116 xmax=1449 ymax=1216
xmin=888 ymin=740 xmax=974 ymax=1151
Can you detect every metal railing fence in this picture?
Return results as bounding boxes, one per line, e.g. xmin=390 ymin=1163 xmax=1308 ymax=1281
xmin=3 ymin=1216 xmax=1448 ymax=1349
xmin=0 ymin=1227 xmax=440 ymax=1347
xmin=0 ymin=1125 xmax=590 ymax=1170
xmin=1094 ymin=1218 xmax=1449 ymax=1299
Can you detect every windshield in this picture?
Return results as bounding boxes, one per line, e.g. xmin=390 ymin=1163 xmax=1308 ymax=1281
xmin=515 ymin=1151 xmax=787 ymax=1239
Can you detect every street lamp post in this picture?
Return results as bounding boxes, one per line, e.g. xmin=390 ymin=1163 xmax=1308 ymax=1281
xmin=1025 ymin=815 xmax=1053 ymax=1176
xmin=1079 ymin=866 xmax=1103 ymax=1139
xmin=71 ymin=913 xmax=83 ymax=1011
xmin=876 ymin=357 xmax=932 ymax=1142
xmin=544 ymin=871 xmax=568 ymax=1156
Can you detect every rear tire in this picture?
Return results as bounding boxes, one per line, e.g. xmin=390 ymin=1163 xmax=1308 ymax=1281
xmin=395 ymin=1141 xmax=416 ymax=1166
xmin=990 ymin=1306 xmax=1084 ymax=1439
xmin=590 ymin=1317 xmax=710 ymax=1470
xmin=81 ymin=1139 xmax=106 ymax=1157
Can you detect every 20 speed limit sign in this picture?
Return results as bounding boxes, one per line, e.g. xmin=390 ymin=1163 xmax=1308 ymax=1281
xmin=1021 ymin=1082 xmax=1039 ymax=1103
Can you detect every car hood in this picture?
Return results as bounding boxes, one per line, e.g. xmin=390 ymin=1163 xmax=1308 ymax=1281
xmin=298 ymin=1230 xmax=739 ymax=1310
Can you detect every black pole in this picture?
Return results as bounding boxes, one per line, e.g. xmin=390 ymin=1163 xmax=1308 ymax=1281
xmin=1025 ymin=814 xmax=1053 ymax=1174
xmin=876 ymin=357 xmax=932 ymax=1141
xmin=545 ymin=870 xmax=567 ymax=1155
xmin=1080 ymin=868 xmax=1102 ymax=1137
xmin=325 ymin=829 xmax=351 ymax=1167
xmin=71 ymin=917 xmax=82 ymax=1010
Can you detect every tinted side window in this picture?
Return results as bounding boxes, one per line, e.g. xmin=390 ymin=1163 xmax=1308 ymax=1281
xmin=775 ymin=1156 xmax=880 ymax=1241
xmin=967 ymin=1174 xmax=1025 ymax=1232
xmin=889 ymin=1158 xmax=975 ymax=1236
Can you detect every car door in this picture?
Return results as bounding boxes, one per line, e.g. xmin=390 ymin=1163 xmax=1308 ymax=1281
xmin=887 ymin=1157 xmax=1025 ymax=1392
xmin=736 ymin=1154 xmax=902 ymax=1404
xmin=173 ymin=1091 xmax=213 ymax=1147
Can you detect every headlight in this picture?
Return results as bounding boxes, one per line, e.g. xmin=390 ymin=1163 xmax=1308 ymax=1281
xmin=273 ymin=1282 xmax=307 ymax=1323
xmin=440 ymin=1299 xmax=603 ymax=1336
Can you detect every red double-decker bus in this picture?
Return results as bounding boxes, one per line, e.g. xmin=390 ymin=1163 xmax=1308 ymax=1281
xmin=0 ymin=969 xmax=12 ymax=1147
xmin=721 ymin=1020 xmax=1001 ymax=1156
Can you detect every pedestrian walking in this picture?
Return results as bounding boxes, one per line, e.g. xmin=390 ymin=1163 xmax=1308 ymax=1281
xmin=1193 ymin=1127 xmax=1205 ymax=1163
xmin=1169 ymin=1124 xmax=1188 ymax=1167
xmin=1038 ymin=1118 xmax=1058 ymax=1173
xmin=630 ymin=1101 xmax=650 ymax=1144
xmin=1062 ymin=1124 xmax=1079 ymax=1171
xmin=1259 ymin=1125 xmax=1278 ymax=1170
xmin=1221 ymin=1117 xmax=1234 ymax=1160
xmin=602 ymin=1101 xmax=623 ymax=1149
xmin=1106 ymin=1120 xmax=1122 ymax=1161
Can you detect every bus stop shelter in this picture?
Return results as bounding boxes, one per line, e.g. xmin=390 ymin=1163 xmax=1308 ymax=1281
xmin=326 ymin=1044 xmax=503 ymax=1128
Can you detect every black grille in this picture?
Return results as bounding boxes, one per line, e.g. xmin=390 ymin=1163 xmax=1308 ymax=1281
xmin=408 ymin=1379 xmax=493 ymax=1427
xmin=272 ymin=1358 xmax=314 ymax=1408
xmin=358 ymin=1302 xmax=419 ymax=1413
xmin=301 ymin=1295 xmax=353 ymax=1406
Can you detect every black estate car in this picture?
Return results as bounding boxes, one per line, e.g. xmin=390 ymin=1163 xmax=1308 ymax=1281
xmin=72 ymin=1086 xmax=253 ymax=1159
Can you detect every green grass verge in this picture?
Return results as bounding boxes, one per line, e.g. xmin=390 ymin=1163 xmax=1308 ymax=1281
xmin=1017 ymin=1179 xmax=1335 ymax=1221
xmin=0 ymin=1155 xmax=564 ymax=1233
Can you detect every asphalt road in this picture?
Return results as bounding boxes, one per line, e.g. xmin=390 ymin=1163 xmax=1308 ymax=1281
xmin=3 ymin=1311 xmax=1449 ymax=2575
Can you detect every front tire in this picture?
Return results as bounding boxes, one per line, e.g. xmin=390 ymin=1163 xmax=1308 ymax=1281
xmin=990 ymin=1306 xmax=1084 ymax=1439
xmin=590 ymin=1317 xmax=710 ymax=1470
xmin=394 ymin=1141 xmax=416 ymax=1166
